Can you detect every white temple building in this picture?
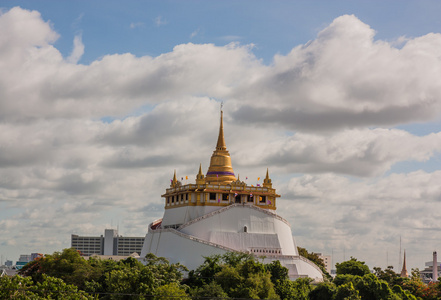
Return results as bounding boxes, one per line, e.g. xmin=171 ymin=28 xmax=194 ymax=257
xmin=140 ymin=110 xmax=323 ymax=281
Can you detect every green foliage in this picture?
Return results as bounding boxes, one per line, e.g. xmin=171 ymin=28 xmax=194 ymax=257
xmin=334 ymin=281 xmax=362 ymax=300
xmin=19 ymin=248 xmax=99 ymax=290
xmin=392 ymin=285 xmax=418 ymax=300
xmin=86 ymin=253 xmax=187 ymax=299
xmin=0 ymin=275 xmax=37 ymax=299
xmin=309 ymin=282 xmax=336 ymax=300
xmin=190 ymin=281 xmax=229 ymax=299
xmin=214 ymin=265 xmax=242 ymax=296
xmin=336 ymin=257 xmax=370 ymax=276
xmin=12 ymin=248 xmax=441 ymax=300
xmin=221 ymin=252 xmax=253 ymax=267
xmin=186 ymin=254 xmax=222 ymax=288
xmin=333 ymin=274 xmax=362 ymax=287
xmin=266 ymin=260 xmax=289 ymax=283
xmin=297 ymin=247 xmax=332 ymax=280
xmin=297 ymin=247 xmax=325 ymax=269
xmin=218 ymin=257 xmax=279 ymax=299
xmin=354 ymin=273 xmax=395 ymax=299
xmin=373 ymin=266 xmax=404 ymax=287
xmin=290 ymin=277 xmax=313 ymax=300
xmin=18 ymin=249 xmax=188 ymax=299
xmin=0 ymin=274 xmax=94 ymax=299
xmin=187 ymin=253 xmax=279 ymax=299
xmin=401 ymin=269 xmax=427 ymax=297
xmin=153 ymin=282 xmax=189 ymax=300
xmin=265 ymin=260 xmax=296 ymax=300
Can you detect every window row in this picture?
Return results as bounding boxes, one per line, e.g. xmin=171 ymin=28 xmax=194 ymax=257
xmin=251 ymin=249 xmax=281 ymax=254
xmin=166 ymin=193 xmax=273 ymax=205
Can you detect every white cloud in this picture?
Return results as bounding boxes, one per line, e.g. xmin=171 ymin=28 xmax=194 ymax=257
xmin=281 ymin=171 xmax=441 ymax=269
xmin=130 ymin=22 xmax=144 ymax=29
xmin=231 ymin=15 xmax=441 ymax=131
xmin=154 ymin=15 xmax=167 ymax=27
xmin=251 ymin=128 xmax=441 ymax=177
xmin=67 ymin=33 xmax=84 ymax=64
xmin=3 ymin=9 xmax=441 ymax=131
xmin=190 ymin=28 xmax=200 ymax=38
xmin=71 ymin=13 xmax=84 ymax=30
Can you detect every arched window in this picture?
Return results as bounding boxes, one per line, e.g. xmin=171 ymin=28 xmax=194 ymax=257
xmin=243 ymin=226 xmax=247 ymax=233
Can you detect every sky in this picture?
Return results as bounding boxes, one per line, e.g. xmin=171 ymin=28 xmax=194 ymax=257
xmin=1 ymin=1 xmax=441 ymax=273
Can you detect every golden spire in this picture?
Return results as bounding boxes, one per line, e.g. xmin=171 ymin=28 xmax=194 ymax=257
xmin=216 ymin=110 xmax=226 ymax=151
xmin=206 ymin=106 xmax=236 ymax=184
xmin=171 ymin=170 xmax=177 ymax=187
xmin=196 ymin=163 xmax=205 ymax=185
xmin=401 ymin=250 xmax=409 ymax=278
xmin=263 ymin=168 xmax=272 ymax=188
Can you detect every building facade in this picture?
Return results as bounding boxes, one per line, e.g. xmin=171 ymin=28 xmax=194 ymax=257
xmin=316 ymin=253 xmax=332 ymax=274
xmin=140 ymin=110 xmax=323 ymax=281
xmin=71 ymin=229 xmax=144 ymax=257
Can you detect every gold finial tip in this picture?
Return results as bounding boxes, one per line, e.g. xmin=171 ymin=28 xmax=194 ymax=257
xmin=216 ymin=108 xmax=226 ymax=151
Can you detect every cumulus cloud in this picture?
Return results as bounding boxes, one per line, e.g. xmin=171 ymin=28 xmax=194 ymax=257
xmin=3 ymin=9 xmax=441 ymax=130
xmin=281 ymin=171 xmax=441 ymax=269
xmin=67 ymin=33 xmax=84 ymax=64
xmin=231 ymin=15 xmax=441 ymax=131
xmin=247 ymin=129 xmax=441 ymax=176
xmin=0 ymin=6 xmax=260 ymax=121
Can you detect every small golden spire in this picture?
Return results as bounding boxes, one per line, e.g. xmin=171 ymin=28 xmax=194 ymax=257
xmin=263 ymin=168 xmax=272 ymax=188
xmin=171 ymin=170 xmax=177 ymax=187
xmin=196 ymin=163 xmax=205 ymax=185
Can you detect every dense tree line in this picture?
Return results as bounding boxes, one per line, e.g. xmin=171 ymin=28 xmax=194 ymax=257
xmin=1 ymin=248 xmax=441 ymax=299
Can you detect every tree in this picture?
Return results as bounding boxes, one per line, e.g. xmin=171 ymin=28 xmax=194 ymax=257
xmin=19 ymin=248 xmax=98 ymax=290
xmin=154 ymin=283 xmax=189 ymax=300
xmin=190 ymin=281 xmax=229 ymax=299
xmin=333 ymin=274 xmax=362 ymax=287
xmin=186 ymin=254 xmax=222 ymax=288
xmin=336 ymin=257 xmax=370 ymax=276
xmin=266 ymin=260 xmax=289 ymax=284
xmin=86 ymin=253 xmax=187 ymax=299
xmin=308 ymin=282 xmax=336 ymax=300
xmin=355 ymin=273 xmax=395 ymax=299
xmin=373 ymin=266 xmax=404 ymax=286
xmin=290 ymin=277 xmax=313 ymax=300
xmin=187 ymin=253 xmax=279 ymax=299
xmin=392 ymin=285 xmax=417 ymax=300
xmin=297 ymin=247 xmax=325 ymax=269
xmin=0 ymin=274 xmax=94 ymax=299
xmin=334 ymin=282 xmax=361 ymax=300
xmin=297 ymin=247 xmax=331 ymax=280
